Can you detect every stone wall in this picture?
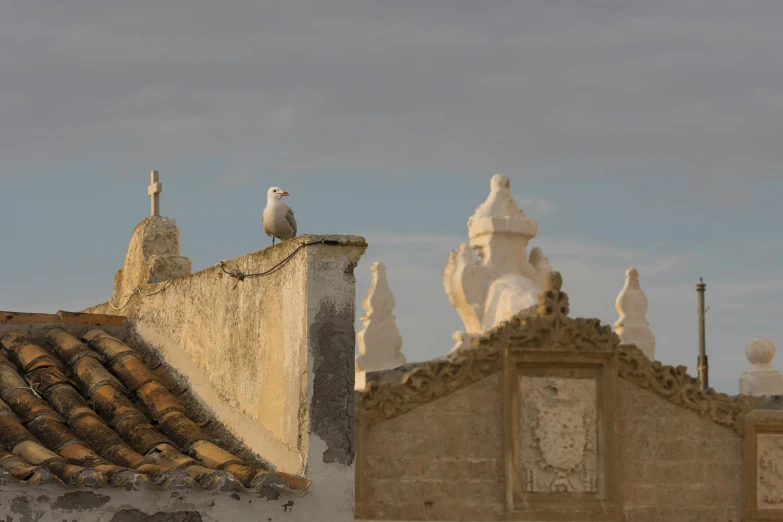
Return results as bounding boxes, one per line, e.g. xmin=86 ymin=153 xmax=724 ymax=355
xmin=353 ymin=269 xmax=761 ymax=522
xmin=356 ymin=373 xmax=747 ymax=522
xmin=356 ymin=375 xmax=504 ymax=521
xmin=618 ymin=379 xmax=743 ymax=522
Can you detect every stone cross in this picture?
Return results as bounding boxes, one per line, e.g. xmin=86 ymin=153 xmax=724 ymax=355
xmin=740 ymin=338 xmax=783 ymax=396
xmin=614 ymin=267 xmax=656 ymax=360
xmin=148 ymin=170 xmax=163 ymax=217
xmin=355 ymin=262 xmax=406 ymax=376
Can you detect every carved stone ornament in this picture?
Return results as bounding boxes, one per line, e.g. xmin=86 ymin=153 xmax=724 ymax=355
xmin=503 ymin=271 xmax=620 ymax=353
xmin=614 ymin=267 xmax=656 ymax=360
xmin=521 ymin=376 xmax=598 ymax=494
xmin=355 ymin=341 xmax=502 ymax=427
xmin=355 ymin=262 xmax=407 ymax=373
xmin=356 ymin=272 xmax=615 ymax=425
xmin=758 ymin=434 xmax=783 ymax=506
xmin=356 ymin=271 xmax=761 ymax=434
xmin=443 ymin=174 xmax=553 ymax=338
xmin=617 ymin=343 xmax=760 ymax=435
xmin=745 ymin=411 xmax=783 ymax=520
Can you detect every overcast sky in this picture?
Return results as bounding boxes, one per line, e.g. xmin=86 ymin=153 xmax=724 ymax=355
xmin=1 ymin=1 xmax=782 ymax=394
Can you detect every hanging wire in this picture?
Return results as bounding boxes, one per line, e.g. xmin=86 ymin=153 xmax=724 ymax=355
xmin=216 ymin=239 xmax=338 ymax=281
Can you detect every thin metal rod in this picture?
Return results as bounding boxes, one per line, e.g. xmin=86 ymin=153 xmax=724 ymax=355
xmin=696 ymin=278 xmax=708 ymax=391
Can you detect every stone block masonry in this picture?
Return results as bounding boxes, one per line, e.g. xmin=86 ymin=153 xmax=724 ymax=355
xmin=355 ymin=271 xmax=761 ymax=521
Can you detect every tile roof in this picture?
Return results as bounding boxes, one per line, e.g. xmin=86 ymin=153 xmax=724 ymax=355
xmin=0 ymin=327 xmax=310 ymax=493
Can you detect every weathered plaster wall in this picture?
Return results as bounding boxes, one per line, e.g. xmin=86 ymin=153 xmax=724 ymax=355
xmin=86 ymin=235 xmax=365 ymax=478
xmin=356 ymin=375 xmax=504 ymax=521
xmin=618 ymin=379 xmax=743 ymax=522
xmin=301 ymin=241 xmax=364 ymax=517
xmin=0 ymin=480 xmax=330 ymax=522
xmin=89 ymin=242 xmax=307 ymax=472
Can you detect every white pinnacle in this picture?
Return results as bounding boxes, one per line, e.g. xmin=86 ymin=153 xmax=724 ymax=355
xmin=614 ymin=267 xmax=656 ymax=360
xmin=740 ymin=338 xmax=783 ymax=396
xmin=355 ymin=262 xmax=406 ymax=374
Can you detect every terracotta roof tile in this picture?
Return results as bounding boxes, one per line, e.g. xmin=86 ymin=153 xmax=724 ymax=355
xmin=71 ymin=356 xmax=130 ymax=396
xmin=0 ymin=449 xmax=41 ymax=482
xmin=0 ymin=328 xmax=311 ymax=493
xmin=43 ymin=329 xmax=96 ymax=366
xmin=2 ymin=331 xmax=64 ymax=373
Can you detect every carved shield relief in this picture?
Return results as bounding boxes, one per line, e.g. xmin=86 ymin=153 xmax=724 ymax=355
xmin=505 ymin=350 xmax=620 ymax=520
xmin=520 ymin=376 xmax=598 ymax=494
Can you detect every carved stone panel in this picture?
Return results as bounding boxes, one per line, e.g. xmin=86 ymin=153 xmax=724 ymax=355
xmin=520 ymin=376 xmax=597 ymax=494
xmin=758 ymin=434 xmax=783 ymax=507
xmin=505 ymin=352 xmax=620 ymax=521
xmin=744 ymin=410 xmax=783 ymax=521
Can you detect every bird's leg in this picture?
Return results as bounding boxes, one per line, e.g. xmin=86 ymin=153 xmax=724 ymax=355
xmin=272 ymin=237 xmax=276 ymax=246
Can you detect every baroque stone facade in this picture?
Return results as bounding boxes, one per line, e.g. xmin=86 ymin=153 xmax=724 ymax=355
xmin=356 ymin=271 xmax=768 ymax=521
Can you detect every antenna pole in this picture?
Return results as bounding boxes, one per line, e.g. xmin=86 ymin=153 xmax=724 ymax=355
xmin=696 ymin=278 xmax=708 ymax=391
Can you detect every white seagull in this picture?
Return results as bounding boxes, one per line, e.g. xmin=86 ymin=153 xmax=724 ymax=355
xmin=262 ymin=186 xmax=297 ymax=245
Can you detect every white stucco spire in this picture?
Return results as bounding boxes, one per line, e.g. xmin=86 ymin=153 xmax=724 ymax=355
xmin=614 ymin=267 xmax=656 ymax=360
xmin=355 ymin=262 xmax=406 ymax=375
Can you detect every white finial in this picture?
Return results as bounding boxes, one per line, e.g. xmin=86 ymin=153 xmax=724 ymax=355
xmin=355 ymin=262 xmax=406 ymax=375
xmin=467 ymin=174 xmax=537 ymax=240
xmin=148 ymin=170 xmax=162 ymax=217
xmin=740 ymin=338 xmax=783 ymax=396
xmin=614 ymin=267 xmax=656 ymax=360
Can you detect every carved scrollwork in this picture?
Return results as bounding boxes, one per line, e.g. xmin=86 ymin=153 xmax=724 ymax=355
xmin=503 ymin=272 xmax=620 ymax=352
xmin=617 ymin=343 xmax=759 ymax=434
xmin=356 ymin=343 xmax=502 ymax=426
xmin=537 ymin=271 xmax=569 ymax=321
xmin=356 ymin=272 xmax=614 ymax=425
xmin=356 ymin=271 xmax=760 ymax=433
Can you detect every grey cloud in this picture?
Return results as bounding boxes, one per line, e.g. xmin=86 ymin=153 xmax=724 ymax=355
xmin=3 ymin=1 xmax=783 ymax=186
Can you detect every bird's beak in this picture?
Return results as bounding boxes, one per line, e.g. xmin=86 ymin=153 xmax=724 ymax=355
xmin=281 ymin=191 xmax=290 ymax=197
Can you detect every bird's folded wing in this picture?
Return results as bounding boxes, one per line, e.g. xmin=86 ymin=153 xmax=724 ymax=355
xmin=285 ymin=207 xmax=297 ymax=236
